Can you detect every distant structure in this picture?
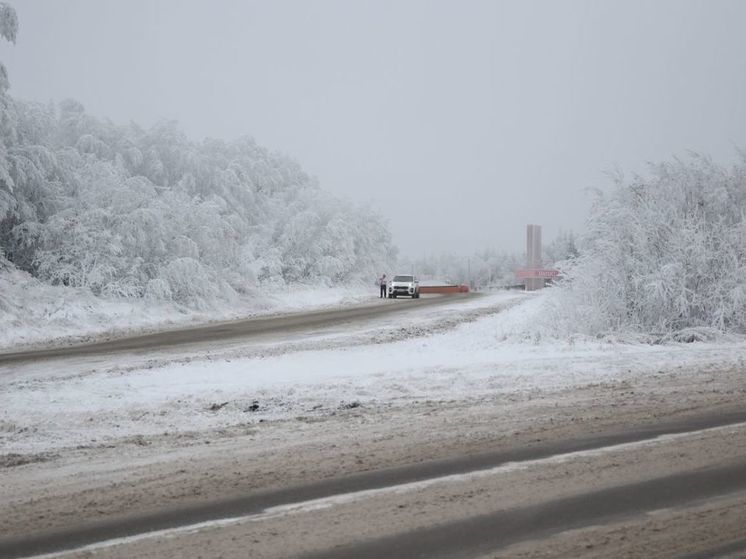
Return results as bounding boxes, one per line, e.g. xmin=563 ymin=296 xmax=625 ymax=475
xmin=515 ymin=224 xmax=559 ymax=290
xmin=525 ymin=224 xmax=543 ymax=291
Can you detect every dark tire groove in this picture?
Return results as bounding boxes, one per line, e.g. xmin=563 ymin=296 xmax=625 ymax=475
xmin=299 ymin=460 xmax=746 ymax=559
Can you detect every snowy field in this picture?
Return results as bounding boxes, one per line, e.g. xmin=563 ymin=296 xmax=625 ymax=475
xmin=2 ymin=290 xmax=745 ymax=457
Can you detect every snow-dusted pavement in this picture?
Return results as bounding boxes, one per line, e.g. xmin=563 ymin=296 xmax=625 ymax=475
xmin=1 ymin=290 xmax=746 ymax=558
xmin=2 ymin=290 xmax=744 ymax=456
xmin=1 ymin=291 xmax=524 ymax=452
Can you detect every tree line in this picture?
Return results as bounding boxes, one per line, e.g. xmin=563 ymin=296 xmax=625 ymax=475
xmin=0 ymin=4 xmax=396 ymax=308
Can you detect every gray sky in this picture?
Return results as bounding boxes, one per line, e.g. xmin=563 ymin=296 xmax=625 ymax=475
xmin=3 ymin=0 xmax=746 ymax=256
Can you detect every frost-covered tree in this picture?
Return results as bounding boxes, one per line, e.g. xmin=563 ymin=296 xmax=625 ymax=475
xmin=544 ymin=230 xmax=578 ymax=265
xmin=0 ymin=2 xmax=16 ymax=44
xmin=0 ymin=68 xmax=397 ymax=306
xmin=400 ymin=249 xmax=522 ymax=288
xmin=0 ymin=3 xmax=398 ymax=305
xmin=0 ymin=2 xmax=19 ymax=262
xmin=0 ymin=1 xmax=17 ymax=96
xmin=546 ymin=154 xmax=746 ymax=336
xmin=0 ymin=97 xmax=398 ymax=305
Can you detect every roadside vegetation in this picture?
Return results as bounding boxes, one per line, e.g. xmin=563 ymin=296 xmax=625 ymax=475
xmin=2 ymin=3 xmax=744 ymax=342
xmin=0 ymin=4 xmax=396 ymax=312
xmin=542 ymin=155 xmax=746 ymax=338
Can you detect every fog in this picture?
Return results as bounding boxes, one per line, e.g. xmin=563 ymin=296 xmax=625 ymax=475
xmin=4 ymin=0 xmax=746 ymax=256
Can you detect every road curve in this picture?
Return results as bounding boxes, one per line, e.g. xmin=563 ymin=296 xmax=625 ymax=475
xmin=2 ymin=410 xmax=745 ymax=559
xmin=0 ymin=293 xmax=479 ymax=366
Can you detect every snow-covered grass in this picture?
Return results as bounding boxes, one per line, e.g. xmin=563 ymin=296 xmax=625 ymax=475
xmin=0 ymin=267 xmax=377 ymax=351
xmin=3 ymin=291 xmax=745 ymax=454
xmin=491 ymin=288 xmax=737 ymax=345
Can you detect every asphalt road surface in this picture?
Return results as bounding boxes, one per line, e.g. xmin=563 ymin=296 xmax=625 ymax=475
xmin=2 ymin=410 xmax=745 ymax=558
xmin=2 ymin=293 xmax=744 ymax=559
xmin=0 ymin=293 xmax=476 ymax=366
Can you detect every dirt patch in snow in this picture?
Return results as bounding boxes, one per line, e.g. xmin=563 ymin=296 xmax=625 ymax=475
xmin=0 ymin=451 xmax=59 ymax=468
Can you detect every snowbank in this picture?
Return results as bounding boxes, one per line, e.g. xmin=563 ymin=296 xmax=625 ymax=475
xmin=0 ymin=267 xmax=376 ymax=351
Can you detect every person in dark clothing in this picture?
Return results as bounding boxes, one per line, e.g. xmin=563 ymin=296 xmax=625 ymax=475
xmin=378 ymin=274 xmax=387 ymax=298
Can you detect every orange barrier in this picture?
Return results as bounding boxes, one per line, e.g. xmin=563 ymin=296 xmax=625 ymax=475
xmin=419 ymin=285 xmax=470 ymax=294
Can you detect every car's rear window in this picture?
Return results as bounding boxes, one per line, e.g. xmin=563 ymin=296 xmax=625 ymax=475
xmin=393 ymin=275 xmax=413 ymax=282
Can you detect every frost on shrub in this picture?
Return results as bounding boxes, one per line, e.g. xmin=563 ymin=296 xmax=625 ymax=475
xmin=159 ymin=257 xmax=215 ymax=307
xmin=102 ymin=276 xmax=143 ymax=298
xmin=0 ymin=85 xmax=397 ymax=304
xmin=144 ymin=278 xmax=172 ymax=301
xmin=0 ymin=10 xmax=396 ymax=302
xmin=170 ymin=235 xmax=200 ymax=260
xmin=548 ymin=154 xmax=746 ymax=336
xmin=0 ymin=3 xmax=18 ymax=45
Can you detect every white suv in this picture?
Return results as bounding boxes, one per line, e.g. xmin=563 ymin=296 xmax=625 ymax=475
xmin=388 ymin=275 xmax=420 ymax=299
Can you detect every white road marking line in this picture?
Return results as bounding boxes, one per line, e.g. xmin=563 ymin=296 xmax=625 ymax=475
xmin=25 ymin=421 xmax=746 ymax=559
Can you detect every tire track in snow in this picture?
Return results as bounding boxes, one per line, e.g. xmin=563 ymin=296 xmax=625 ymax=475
xmin=3 ymin=411 xmax=746 ymax=559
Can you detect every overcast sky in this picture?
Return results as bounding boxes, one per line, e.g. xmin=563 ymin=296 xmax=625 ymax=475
xmin=3 ymin=0 xmax=746 ymax=256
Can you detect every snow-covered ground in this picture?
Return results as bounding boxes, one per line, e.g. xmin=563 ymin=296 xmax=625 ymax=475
xmin=0 ymin=266 xmax=378 ymax=351
xmin=2 ymin=290 xmax=745 ymax=456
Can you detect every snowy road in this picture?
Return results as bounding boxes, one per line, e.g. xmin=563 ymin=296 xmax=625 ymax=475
xmin=0 ymin=293 xmax=479 ymax=366
xmin=3 ymin=412 xmax=746 ymax=558
xmin=1 ymin=291 xmax=746 ymax=557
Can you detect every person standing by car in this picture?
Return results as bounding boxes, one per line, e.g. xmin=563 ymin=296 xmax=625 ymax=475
xmin=378 ymin=273 xmax=387 ymax=298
